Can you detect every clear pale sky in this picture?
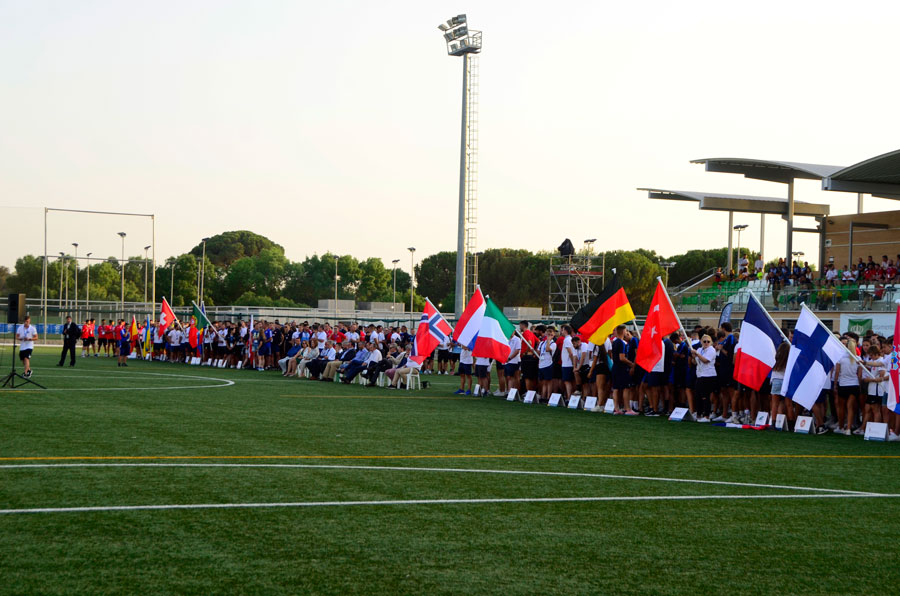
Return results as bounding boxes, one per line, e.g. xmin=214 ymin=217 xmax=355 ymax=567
xmin=2 ymin=0 xmax=899 ymax=272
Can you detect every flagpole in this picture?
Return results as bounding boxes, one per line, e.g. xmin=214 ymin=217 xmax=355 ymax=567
xmin=748 ymin=290 xmax=789 ymax=342
xmin=656 ymin=276 xmax=690 ymax=345
xmin=799 ymin=302 xmax=877 ymax=380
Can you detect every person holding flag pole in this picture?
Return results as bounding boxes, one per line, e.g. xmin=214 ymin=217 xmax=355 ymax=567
xmin=635 ymin=277 xmax=688 ymax=416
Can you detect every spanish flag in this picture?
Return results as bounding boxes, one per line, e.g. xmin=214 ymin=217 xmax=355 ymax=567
xmin=570 ymin=275 xmax=635 ymax=344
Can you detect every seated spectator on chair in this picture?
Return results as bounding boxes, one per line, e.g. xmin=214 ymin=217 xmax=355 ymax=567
xmin=322 ymin=341 xmax=357 ymax=381
xmin=360 ymin=343 xmax=385 ymax=386
xmin=385 ymin=345 xmax=413 ymax=384
xmin=342 ymin=342 xmax=376 ymax=383
xmin=278 ymin=338 xmax=303 ymax=376
xmin=295 ymin=340 xmax=317 ymax=378
xmin=307 ymin=340 xmax=336 ymax=379
xmin=390 ymin=349 xmax=422 ymax=388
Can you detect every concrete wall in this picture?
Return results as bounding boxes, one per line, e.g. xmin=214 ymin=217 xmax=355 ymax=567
xmin=503 ymin=306 xmax=542 ymax=320
xmin=823 ymin=209 xmax=900 ymax=268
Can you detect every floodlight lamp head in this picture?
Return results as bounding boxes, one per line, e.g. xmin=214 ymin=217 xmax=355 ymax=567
xmin=118 ymin=232 xmax=126 ymax=238
xmin=144 ymin=245 xmax=151 ymax=250
xmin=408 ymin=247 xmax=416 ymax=253
xmin=72 ymin=242 xmax=78 ymax=248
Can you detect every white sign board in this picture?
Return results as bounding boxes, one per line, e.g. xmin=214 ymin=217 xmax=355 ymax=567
xmin=669 ymin=407 xmax=689 ymax=422
xmin=604 ymin=399 xmax=615 ymax=413
xmin=865 ymin=422 xmax=889 ymax=441
xmin=794 ymin=416 xmax=814 ymax=434
xmin=583 ymin=396 xmax=598 ymax=411
xmin=473 ymin=384 xmax=481 ymax=397
xmin=506 ymin=389 xmax=518 ymax=402
xmin=548 ymin=393 xmax=562 ymax=407
xmin=774 ymin=414 xmax=787 ymax=431
xmin=754 ymin=412 xmax=769 ymax=426
xmin=567 ymin=395 xmax=580 ymax=409
xmin=523 ymin=390 xmax=536 ymax=404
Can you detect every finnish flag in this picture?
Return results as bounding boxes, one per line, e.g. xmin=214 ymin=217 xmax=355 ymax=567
xmin=782 ymin=306 xmax=847 ymax=410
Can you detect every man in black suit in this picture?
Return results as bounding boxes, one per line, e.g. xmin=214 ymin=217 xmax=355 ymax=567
xmin=58 ymin=316 xmax=81 ymax=367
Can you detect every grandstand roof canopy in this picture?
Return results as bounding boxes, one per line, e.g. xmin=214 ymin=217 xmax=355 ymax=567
xmin=690 ymin=158 xmax=845 ymax=183
xmin=638 ymin=188 xmax=830 ymax=217
xmin=822 ymin=148 xmax=900 ymax=199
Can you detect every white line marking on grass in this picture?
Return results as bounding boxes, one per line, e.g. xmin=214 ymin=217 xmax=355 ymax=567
xmin=0 ymin=463 xmax=878 ymax=495
xmin=0 ymin=371 xmax=234 ymax=391
xmin=2 ymin=493 xmax=899 ymax=515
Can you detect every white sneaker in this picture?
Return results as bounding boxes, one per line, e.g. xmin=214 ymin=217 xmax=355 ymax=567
xmin=493 ymin=390 xmax=505 ymax=397
xmin=711 ymin=414 xmax=725 ymax=422
xmin=697 ymin=416 xmax=710 ymax=423
xmin=888 ymin=432 xmax=900 ymax=442
xmin=852 ymin=428 xmax=865 ymax=436
xmin=590 ymin=406 xmax=602 ymax=413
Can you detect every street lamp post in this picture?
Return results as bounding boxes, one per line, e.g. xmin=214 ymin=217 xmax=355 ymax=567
xmin=58 ymin=252 xmax=65 ymax=322
xmin=200 ymin=238 xmax=209 ymax=304
xmin=118 ymin=232 xmax=126 ymax=318
xmin=391 ymin=259 xmax=400 ymax=306
xmin=333 ymin=255 xmax=339 ymax=325
xmin=143 ymin=245 xmax=151 ymax=306
xmin=85 ymin=252 xmax=92 ymax=315
xmin=168 ymin=258 xmax=176 ymax=302
xmin=661 ymin=262 xmax=677 ymax=287
xmin=733 ymin=224 xmax=748 ymax=276
xmin=72 ymin=243 xmax=78 ymax=320
xmin=408 ymin=247 xmax=416 ymax=317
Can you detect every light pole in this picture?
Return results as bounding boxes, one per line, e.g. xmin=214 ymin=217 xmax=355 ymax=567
xmin=85 ymin=252 xmax=92 ymax=315
xmin=408 ymin=247 xmax=416 ymax=316
xmin=733 ymin=224 xmax=748 ymax=275
xmin=200 ymin=237 xmax=209 ymax=304
xmin=58 ymin=252 xmax=65 ymax=322
xmin=584 ymin=238 xmax=596 ymax=254
xmin=333 ymin=255 xmax=339 ymax=324
xmin=661 ymin=261 xmax=677 ymax=287
xmin=118 ymin=232 xmax=126 ymax=317
xmin=143 ymin=245 xmax=151 ymax=306
xmin=167 ymin=258 xmax=176 ymax=302
xmin=438 ymin=14 xmax=482 ymax=319
xmin=72 ymin=243 xmax=78 ymax=319
xmin=474 ymin=251 xmax=483 ymax=286
xmin=391 ymin=259 xmax=400 ymax=305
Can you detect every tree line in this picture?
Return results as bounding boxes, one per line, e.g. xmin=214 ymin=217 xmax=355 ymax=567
xmin=3 ymin=230 xmax=747 ymax=315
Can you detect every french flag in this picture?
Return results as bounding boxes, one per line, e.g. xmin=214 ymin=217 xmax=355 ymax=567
xmin=734 ymin=293 xmax=785 ymax=391
xmin=453 ymin=286 xmax=486 ymax=350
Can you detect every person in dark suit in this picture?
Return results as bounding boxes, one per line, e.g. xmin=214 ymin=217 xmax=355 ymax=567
xmin=58 ymin=316 xmax=81 ymax=367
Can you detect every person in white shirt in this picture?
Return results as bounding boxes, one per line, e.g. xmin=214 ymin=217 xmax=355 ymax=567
xmin=754 ymin=257 xmax=765 ymax=275
xmin=560 ymin=325 xmax=577 ymax=398
xmin=455 ymin=344 xmax=474 ymax=395
xmin=16 ymin=316 xmax=38 ymax=378
xmin=538 ymin=329 xmax=557 ymax=402
xmin=691 ymin=334 xmax=718 ymax=422
xmin=505 ymin=334 xmax=522 ymax=392
xmin=832 ymin=338 xmax=861 ymax=435
xmin=858 ymin=344 xmax=888 ymax=436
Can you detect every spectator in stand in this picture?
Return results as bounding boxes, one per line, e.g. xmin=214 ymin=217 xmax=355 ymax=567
xmin=754 ymin=255 xmax=765 ymax=277
xmin=323 ymin=341 xmax=357 ymax=381
xmin=278 ymin=338 xmax=303 ymax=376
xmin=306 ymin=340 xmax=336 ymax=380
xmin=389 ymin=346 xmax=422 ymax=389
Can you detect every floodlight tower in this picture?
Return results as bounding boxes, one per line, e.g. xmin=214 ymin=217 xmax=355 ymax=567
xmin=438 ymin=14 xmax=482 ymax=319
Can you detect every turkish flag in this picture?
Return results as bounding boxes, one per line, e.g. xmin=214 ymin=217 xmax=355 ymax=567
xmin=635 ymin=280 xmax=681 ymax=372
xmin=159 ymin=297 xmax=177 ymax=331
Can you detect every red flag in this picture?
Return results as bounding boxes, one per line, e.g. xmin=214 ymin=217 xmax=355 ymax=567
xmin=188 ymin=325 xmax=199 ymax=349
xmin=410 ymin=299 xmax=453 ymax=364
xmin=635 ymin=280 xmax=681 ymax=371
xmin=159 ymin=297 xmax=176 ymax=331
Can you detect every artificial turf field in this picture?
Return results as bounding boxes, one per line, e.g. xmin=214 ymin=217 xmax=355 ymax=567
xmin=1 ymin=348 xmax=899 ymax=595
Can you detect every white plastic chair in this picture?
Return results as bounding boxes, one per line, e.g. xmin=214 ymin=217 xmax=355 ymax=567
xmin=406 ymin=369 xmax=421 ymax=390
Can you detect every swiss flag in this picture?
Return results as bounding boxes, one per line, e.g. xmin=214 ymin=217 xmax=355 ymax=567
xmin=159 ymin=297 xmax=177 ymax=331
xmin=635 ymin=280 xmax=681 ymax=372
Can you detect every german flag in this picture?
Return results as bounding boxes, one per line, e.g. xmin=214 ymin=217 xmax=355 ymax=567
xmin=570 ymin=276 xmax=635 ymax=344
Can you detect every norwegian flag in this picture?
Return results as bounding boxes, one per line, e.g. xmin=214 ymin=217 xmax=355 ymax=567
xmin=409 ymin=298 xmax=453 ymax=364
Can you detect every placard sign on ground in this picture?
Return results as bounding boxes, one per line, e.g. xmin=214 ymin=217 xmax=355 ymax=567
xmin=506 ymin=389 xmax=517 ymax=402
xmin=774 ymin=414 xmax=787 ymax=431
xmin=754 ymin=412 xmax=769 ymax=426
xmin=583 ymin=396 xmax=598 ymax=411
xmin=473 ymin=384 xmax=481 ymax=397
xmin=794 ymin=416 xmax=814 ymax=434
xmin=567 ymin=395 xmax=580 ymax=409
xmin=669 ymin=407 xmax=689 ymax=422
xmin=523 ymin=390 xmax=536 ymax=404
xmin=548 ymin=393 xmax=562 ymax=407
xmin=604 ymin=399 xmax=615 ymax=413
xmin=864 ymin=422 xmax=889 ymax=441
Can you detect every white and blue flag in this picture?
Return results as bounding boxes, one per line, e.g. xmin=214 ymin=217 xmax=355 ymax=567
xmin=782 ymin=306 xmax=846 ymax=410
xmin=718 ymin=302 xmax=733 ymax=327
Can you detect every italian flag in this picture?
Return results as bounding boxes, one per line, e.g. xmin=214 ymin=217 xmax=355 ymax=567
xmin=472 ymin=296 xmax=515 ymax=362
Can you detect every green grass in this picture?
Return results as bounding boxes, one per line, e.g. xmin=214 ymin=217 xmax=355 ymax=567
xmin=1 ymin=348 xmax=899 ymax=595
